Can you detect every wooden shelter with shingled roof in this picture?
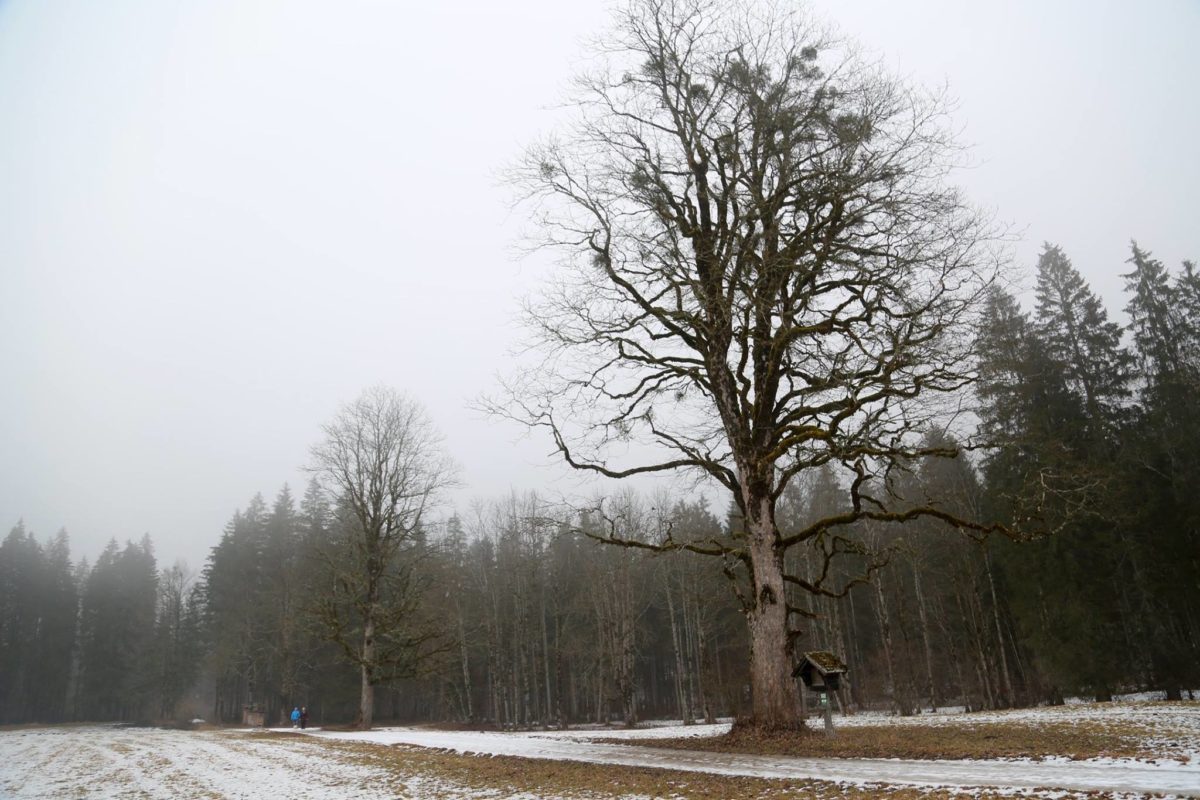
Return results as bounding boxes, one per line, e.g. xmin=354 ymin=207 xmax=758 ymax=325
xmin=794 ymin=650 xmax=848 ymax=691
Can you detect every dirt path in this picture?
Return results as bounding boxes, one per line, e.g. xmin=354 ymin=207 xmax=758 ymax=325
xmin=303 ymin=726 xmax=1200 ymax=796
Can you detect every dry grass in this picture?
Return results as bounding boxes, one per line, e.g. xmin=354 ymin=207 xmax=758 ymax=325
xmin=623 ymin=717 xmax=1187 ymax=762
xmin=260 ymin=733 xmax=1125 ymax=799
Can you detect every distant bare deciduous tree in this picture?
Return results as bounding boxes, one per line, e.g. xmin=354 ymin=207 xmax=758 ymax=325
xmin=308 ymin=386 xmax=457 ymax=729
xmin=494 ymin=0 xmax=1003 ymax=729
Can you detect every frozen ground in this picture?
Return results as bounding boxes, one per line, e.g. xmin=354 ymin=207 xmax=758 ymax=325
xmin=482 ymin=699 xmax=1200 ymax=762
xmin=0 ymin=724 xmax=504 ymax=799
xmin=832 ymin=700 xmax=1200 ymax=763
xmin=2 ymin=700 xmax=1197 ymax=799
xmin=538 ymin=697 xmax=1200 ymax=759
xmin=302 ymin=718 xmax=1200 ymax=797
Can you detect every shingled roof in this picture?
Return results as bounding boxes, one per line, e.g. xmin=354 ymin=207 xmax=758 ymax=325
xmin=803 ymin=650 xmax=847 ymax=675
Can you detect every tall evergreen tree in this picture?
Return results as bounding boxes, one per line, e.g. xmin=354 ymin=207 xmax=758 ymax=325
xmin=1034 ymin=244 xmax=1132 ymax=435
xmin=1124 ymin=243 xmax=1183 ymax=385
xmin=0 ymin=522 xmax=41 ymax=722
xmin=32 ymin=529 xmax=79 ymax=721
xmin=978 ymin=268 xmax=1129 ymax=701
xmin=1119 ymin=242 xmax=1200 ymax=697
xmin=262 ymin=485 xmax=305 ymax=721
xmin=152 ymin=563 xmax=203 ymax=719
xmin=78 ymin=538 xmax=158 ymax=720
xmin=203 ymin=495 xmax=274 ymax=721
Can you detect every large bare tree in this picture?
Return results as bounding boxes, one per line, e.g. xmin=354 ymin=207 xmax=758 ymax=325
xmin=494 ymin=0 xmax=1002 ymax=729
xmin=308 ymin=386 xmax=456 ymax=729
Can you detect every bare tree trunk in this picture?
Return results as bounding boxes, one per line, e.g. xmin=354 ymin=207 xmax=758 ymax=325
xmin=965 ymin=586 xmax=996 ymax=709
xmin=594 ymin=653 xmax=604 ymax=724
xmin=516 ymin=637 xmax=528 ymax=727
xmin=554 ymin=615 xmax=567 ymax=728
xmin=911 ymin=557 xmax=938 ymax=711
xmin=540 ymin=579 xmax=553 ymax=728
xmin=682 ymin=578 xmax=700 ymax=719
xmin=936 ymin=594 xmax=971 ymax=711
xmin=874 ymin=577 xmax=899 ymax=713
xmin=984 ymin=550 xmax=1013 ymax=708
xmin=894 ymin=581 xmax=921 ymax=714
xmin=359 ymin=612 xmax=376 ymax=729
xmin=845 ymin=589 xmax=864 ymax=710
xmin=690 ymin=584 xmax=715 ymax=723
xmin=487 ymin=625 xmax=500 ymax=723
xmin=457 ymin=609 xmax=473 ymax=721
xmin=822 ymin=595 xmax=848 ymax=715
xmin=619 ymin=611 xmax=637 ymax=726
xmin=666 ymin=577 xmax=691 ymax=723
xmin=744 ymin=502 xmax=801 ymax=728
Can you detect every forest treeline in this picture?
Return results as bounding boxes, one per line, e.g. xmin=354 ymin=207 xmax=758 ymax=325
xmin=2 ymin=241 xmax=1197 ymax=727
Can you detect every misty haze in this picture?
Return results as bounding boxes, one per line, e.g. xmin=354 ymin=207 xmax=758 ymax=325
xmin=1 ymin=1 xmax=1197 ymax=798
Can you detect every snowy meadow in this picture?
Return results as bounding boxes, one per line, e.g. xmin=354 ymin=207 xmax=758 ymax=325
xmin=3 ymin=699 xmax=1198 ymax=799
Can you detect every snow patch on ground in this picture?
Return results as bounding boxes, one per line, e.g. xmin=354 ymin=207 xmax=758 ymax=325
xmin=833 ymin=698 xmax=1200 ymax=764
xmin=528 ymin=719 xmax=735 ymax=740
xmin=537 ymin=701 xmax=1198 ymax=756
xmin=300 ymin=721 xmax=1200 ymax=796
xmin=501 ymin=699 xmax=1200 ymax=763
xmin=4 ymin=700 xmax=1198 ymax=799
xmin=0 ymin=725 xmax=492 ymax=799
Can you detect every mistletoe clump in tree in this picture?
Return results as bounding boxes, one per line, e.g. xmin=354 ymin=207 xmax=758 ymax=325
xmin=495 ymin=0 xmax=1003 ymax=730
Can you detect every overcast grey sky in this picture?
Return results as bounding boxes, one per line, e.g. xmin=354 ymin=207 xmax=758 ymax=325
xmin=1 ymin=0 xmax=1196 ymax=569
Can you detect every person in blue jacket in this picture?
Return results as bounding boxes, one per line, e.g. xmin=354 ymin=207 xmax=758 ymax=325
xmin=290 ymin=707 xmax=301 ymax=728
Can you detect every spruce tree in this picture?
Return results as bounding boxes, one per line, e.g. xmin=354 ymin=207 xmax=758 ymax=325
xmin=977 ymin=277 xmax=1127 ymax=701
xmin=0 ymin=522 xmax=41 ymax=722
xmin=1120 ymin=242 xmax=1200 ymax=697
xmin=33 ymin=529 xmax=78 ymax=722
xmin=78 ymin=538 xmax=158 ymax=720
xmin=1034 ymin=244 xmax=1132 ymax=434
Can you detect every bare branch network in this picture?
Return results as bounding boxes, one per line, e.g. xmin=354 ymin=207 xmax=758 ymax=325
xmin=491 ymin=0 xmax=1003 ymax=536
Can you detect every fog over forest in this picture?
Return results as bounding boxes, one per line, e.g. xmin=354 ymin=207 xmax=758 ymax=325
xmin=1 ymin=0 xmax=1198 ymax=746
xmin=2 ymin=0 xmax=1196 ymax=570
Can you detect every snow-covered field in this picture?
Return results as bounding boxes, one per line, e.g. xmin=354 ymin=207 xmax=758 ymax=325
xmin=2 ymin=700 xmax=1197 ymax=799
xmin=0 ymin=724 xmax=493 ymax=799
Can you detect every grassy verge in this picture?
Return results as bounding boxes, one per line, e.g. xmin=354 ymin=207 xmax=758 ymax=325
xmin=616 ymin=718 xmax=1189 ymax=762
xmin=262 ymin=733 xmax=1124 ymax=799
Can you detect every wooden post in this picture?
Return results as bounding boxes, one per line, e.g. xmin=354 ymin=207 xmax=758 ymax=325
xmin=821 ymin=691 xmax=834 ymax=736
